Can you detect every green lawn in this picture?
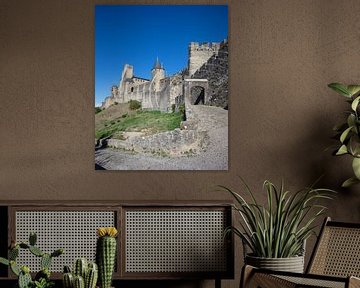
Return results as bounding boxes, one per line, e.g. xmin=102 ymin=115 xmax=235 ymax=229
xmin=95 ymin=110 xmax=182 ymax=140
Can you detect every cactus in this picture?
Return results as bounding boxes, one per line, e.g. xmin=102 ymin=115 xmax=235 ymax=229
xmin=35 ymin=268 xmax=50 ymax=282
xmin=74 ymin=275 xmax=85 ymax=288
xmin=74 ymin=258 xmax=88 ymax=279
xmin=85 ymin=263 xmax=98 ymax=288
xmin=10 ymin=260 xmax=20 ymax=276
xmin=18 ymin=268 xmax=32 ymax=288
xmin=29 ymin=245 xmax=44 ymax=257
xmin=96 ymin=227 xmax=118 ymax=288
xmin=64 ymin=265 xmax=72 ymax=273
xmin=63 ymin=260 xmax=98 ymax=288
xmin=0 ymin=257 xmax=9 ymax=266
xmin=51 ymin=248 xmax=64 ymax=257
xmin=63 ymin=272 xmax=74 ymax=288
xmin=9 ymin=246 xmax=19 ymax=260
xmin=19 ymin=243 xmax=30 ymax=249
xmin=29 ymin=232 xmax=37 ymax=246
xmin=0 ymin=232 xmax=63 ymax=288
xmin=41 ymin=253 xmax=52 ymax=270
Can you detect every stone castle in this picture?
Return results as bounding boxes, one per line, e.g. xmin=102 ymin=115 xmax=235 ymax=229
xmin=101 ymin=39 xmax=228 ymax=111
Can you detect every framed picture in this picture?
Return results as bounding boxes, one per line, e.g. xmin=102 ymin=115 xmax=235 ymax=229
xmin=95 ymin=5 xmax=228 ymax=170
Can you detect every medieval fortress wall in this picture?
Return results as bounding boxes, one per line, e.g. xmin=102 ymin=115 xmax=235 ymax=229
xmin=192 ymin=41 xmax=228 ymax=107
xmin=101 ymin=39 xmax=228 ymax=111
xmin=188 ymin=42 xmax=221 ymax=76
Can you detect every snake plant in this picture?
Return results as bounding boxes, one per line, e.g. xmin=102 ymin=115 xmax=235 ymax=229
xmin=221 ymin=178 xmax=335 ymax=258
xmin=328 ymin=83 xmax=360 ymax=187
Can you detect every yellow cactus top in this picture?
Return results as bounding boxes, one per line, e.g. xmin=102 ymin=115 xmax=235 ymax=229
xmin=97 ymin=227 xmax=118 ymax=237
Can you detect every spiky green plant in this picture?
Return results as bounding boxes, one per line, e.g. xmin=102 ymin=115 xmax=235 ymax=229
xmin=220 ymin=178 xmax=335 ymax=258
xmin=74 ymin=258 xmax=88 ymax=280
xmin=328 ymin=83 xmax=360 ymax=187
xmin=62 ymin=269 xmax=74 ymax=288
xmin=63 ymin=260 xmax=98 ymax=288
xmin=0 ymin=232 xmax=63 ymax=288
xmin=96 ymin=227 xmax=118 ymax=288
xmin=73 ymin=275 xmax=85 ymax=288
xmin=85 ymin=262 xmax=98 ymax=288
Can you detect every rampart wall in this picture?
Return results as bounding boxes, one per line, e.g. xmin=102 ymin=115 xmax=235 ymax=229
xmin=107 ymin=128 xmax=208 ymax=156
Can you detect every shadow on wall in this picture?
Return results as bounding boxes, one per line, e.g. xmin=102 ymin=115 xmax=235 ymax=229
xmin=267 ymin=111 xmax=360 ymax=224
xmin=265 ymin=112 xmax=351 ymax=189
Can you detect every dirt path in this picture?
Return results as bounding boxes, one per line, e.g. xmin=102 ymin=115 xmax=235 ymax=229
xmin=95 ymin=105 xmax=228 ymax=170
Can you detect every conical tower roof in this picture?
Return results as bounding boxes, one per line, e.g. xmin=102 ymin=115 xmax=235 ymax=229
xmin=152 ymin=57 xmax=163 ymax=70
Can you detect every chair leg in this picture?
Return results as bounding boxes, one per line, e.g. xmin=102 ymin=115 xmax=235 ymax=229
xmin=215 ymin=278 xmax=221 ymax=288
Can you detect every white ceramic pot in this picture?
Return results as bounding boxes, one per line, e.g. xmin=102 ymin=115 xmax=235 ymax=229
xmin=245 ymin=254 xmax=305 ymax=273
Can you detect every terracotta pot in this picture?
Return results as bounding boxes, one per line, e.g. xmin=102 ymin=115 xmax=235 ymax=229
xmin=245 ymin=254 xmax=305 ymax=273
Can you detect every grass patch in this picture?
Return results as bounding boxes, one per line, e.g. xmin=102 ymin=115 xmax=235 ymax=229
xmin=95 ymin=110 xmax=182 ymax=140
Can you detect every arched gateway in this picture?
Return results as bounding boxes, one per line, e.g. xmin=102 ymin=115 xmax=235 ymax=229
xmin=183 ymin=79 xmax=209 ymax=105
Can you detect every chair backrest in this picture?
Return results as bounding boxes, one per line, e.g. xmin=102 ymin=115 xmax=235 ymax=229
xmin=307 ymin=217 xmax=360 ymax=277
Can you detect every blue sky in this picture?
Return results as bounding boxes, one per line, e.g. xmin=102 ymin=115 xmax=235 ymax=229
xmin=95 ymin=5 xmax=228 ymax=106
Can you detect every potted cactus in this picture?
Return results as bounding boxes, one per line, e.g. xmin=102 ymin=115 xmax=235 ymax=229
xmin=0 ymin=232 xmax=64 ymax=288
xmin=62 ymin=258 xmax=98 ymax=288
xmin=96 ymin=227 xmax=118 ymax=288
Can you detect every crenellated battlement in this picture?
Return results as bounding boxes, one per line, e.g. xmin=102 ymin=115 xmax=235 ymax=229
xmin=188 ymin=40 xmax=224 ymax=76
xmin=189 ymin=42 xmax=221 ymax=52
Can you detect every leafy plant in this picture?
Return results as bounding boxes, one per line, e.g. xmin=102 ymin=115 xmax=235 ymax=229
xmin=328 ymin=83 xmax=360 ymax=187
xmin=220 ymin=178 xmax=334 ymax=258
xmin=129 ymin=100 xmax=141 ymax=110
xmin=33 ymin=278 xmax=54 ymax=288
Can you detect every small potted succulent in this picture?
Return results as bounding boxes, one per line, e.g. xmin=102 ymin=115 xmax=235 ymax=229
xmin=220 ymin=178 xmax=334 ymax=273
xmin=328 ymin=82 xmax=360 ymax=187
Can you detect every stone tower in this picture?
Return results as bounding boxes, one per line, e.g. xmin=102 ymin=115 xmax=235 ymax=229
xmin=151 ymin=57 xmax=165 ymax=92
xmin=188 ymin=42 xmax=221 ymax=76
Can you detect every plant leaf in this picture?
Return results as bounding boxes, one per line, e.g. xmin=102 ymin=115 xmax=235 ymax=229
xmin=351 ymin=96 xmax=360 ymax=111
xmin=0 ymin=257 xmax=9 ymax=266
xmin=349 ymin=135 xmax=360 ymax=157
xmin=336 ymin=145 xmax=348 ymax=155
xmin=352 ymin=157 xmax=360 ymax=179
xmin=328 ymin=83 xmax=351 ymax=97
xmin=347 ymin=85 xmax=360 ymax=97
xmin=347 ymin=114 xmax=356 ymax=129
xmin=340 ymin=126 xmax=353 ymax=143
xmin=342 ymin=177 xmax=360 ymax=188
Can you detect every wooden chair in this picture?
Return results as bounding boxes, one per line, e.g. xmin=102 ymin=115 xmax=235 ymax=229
xmin=241 ymin=217 xmax=360 ymax=288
